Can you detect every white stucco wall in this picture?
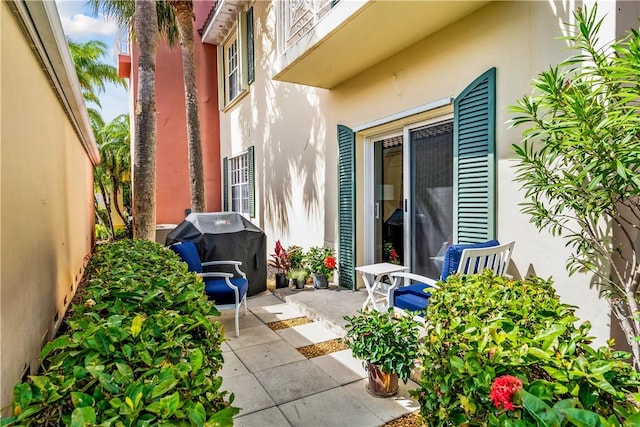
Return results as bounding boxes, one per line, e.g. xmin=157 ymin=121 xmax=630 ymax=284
xmin=218 ymin=0 xmax=638 ymax=348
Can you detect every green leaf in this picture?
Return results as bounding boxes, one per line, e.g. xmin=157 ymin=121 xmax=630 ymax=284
xmin=190 ymin=348 xmax=203 ymax=372
xmin=151 ymin=377 xmax=179 ymax=399
xmin=561 ymin=408 xmax=603 ymax=427
xmin=71 ymin=391 xmax=95 ymax=408
xmin=188 ymin=402 xmax=206 ymax=427
xmin=70 ymin=406 xmax=96 ymax=427
xmin=520 ymin=390 xmax=562 ymax=427
xmin=625 ymin=413 xmax=640 ymax=426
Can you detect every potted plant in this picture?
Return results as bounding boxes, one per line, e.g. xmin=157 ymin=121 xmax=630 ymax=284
xmin=269 ymin=240 xmax=290 ymax=288
xmin=287 ymin=268 xmax=307 ymax=290
xmin=342 ymin=308 xmax=421 ymax=397
xmin=303 ymin=246 xmax=336 ymax=289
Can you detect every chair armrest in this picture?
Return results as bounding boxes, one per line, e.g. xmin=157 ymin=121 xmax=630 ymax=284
xmin=199 ymin=272 xmax=234 ymax=279
xmin=202 ymin=260 xmax=242 ymax=267
xmin=201 ymin=260 xmax=247 ymax=279
xmin=389 ymin=272 xmax=440 ymax=290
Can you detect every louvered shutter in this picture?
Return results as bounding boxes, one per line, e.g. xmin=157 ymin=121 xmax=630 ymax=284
xmin=337 ymin=125 xmax=356 ymax=290
xmin=223 ymin=157 xmax=229 ymax=211
xmin=217 ymin=47 xmax=225 ymax=109
xmin=453 ymin=68 xmax=496 ymax=243
xmin=246 ymin=7 xmax=255 ymax=84
xmin=248 ymin=146 xmax=255 ymax=217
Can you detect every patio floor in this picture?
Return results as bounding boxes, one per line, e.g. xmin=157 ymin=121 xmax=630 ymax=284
xmin=215 ymin=285 xmax=421 ymax=426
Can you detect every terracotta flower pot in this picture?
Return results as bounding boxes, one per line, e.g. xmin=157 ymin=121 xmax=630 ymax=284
xmin=365 ymin=362 xmax=399 ymax=397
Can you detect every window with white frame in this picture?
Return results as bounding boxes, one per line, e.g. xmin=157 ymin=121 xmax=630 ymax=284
xmin=218 ymin=7 xmax=254 ymax=109
xmin=230 ymin=153 xmax=250 ymax=214
xmin=225 ymin=34 xmax=239 ymax=103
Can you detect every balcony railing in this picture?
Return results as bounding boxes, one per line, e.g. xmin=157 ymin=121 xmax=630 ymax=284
xmin=282 ymin=0 xmax=338 ymax=53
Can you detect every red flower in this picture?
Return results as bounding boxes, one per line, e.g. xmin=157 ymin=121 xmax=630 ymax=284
xmin=390 ymin=249 xmax=399 ymax=260
xmin=324 ymin=256 xmax=336 ymax=270
xmin=489 ymin=375 xmax=522 ymax=411
xmin=274 ymin=240 xmax=284 ymax=256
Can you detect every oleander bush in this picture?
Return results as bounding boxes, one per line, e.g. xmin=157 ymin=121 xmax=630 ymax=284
xmin=2 ymin=239 xmax=238 ymax=426
xmin=413 ymin=271 xmax=640 ymax=426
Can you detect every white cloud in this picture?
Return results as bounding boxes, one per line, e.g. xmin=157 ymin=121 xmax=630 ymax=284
xmin=60 ymin=12 xmax=118 ymax=37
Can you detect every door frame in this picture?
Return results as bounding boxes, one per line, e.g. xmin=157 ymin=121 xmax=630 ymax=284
xmin=362 ymin=113 xmax=453 ymax=267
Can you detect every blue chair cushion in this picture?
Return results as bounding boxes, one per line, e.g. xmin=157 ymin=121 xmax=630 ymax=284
xmin=393 ymin=283 xmax=432 ymax=315
xmin=204 ymin=277 xmax=248 ymax=305
xmin=170 ymin=241 xmax=203 ymax=273
xmin=441 ymin=239 xmax=500 ymax=281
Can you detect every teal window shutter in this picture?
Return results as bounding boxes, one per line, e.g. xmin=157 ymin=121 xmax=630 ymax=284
xmin=248 ymin=146 xmax=255 ymax=217
xmin=453 ymin=67 xmax=496 ymax=243
xmin=223 ymin=156 xmax=229 ymax=211
xmin=337 ymin=125 xmax=356 ymax=290
xmin=246 ymin=7 xmax=255 ymax=84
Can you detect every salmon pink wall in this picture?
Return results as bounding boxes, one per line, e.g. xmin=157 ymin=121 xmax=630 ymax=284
xmin=131 ymin=0 xmax=221 ymax=225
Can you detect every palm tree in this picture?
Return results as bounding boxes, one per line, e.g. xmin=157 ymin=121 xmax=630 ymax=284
xmin=90 ymin=0 xmax=207 ymax=217
xmin=132 ymin=0 xmax=159 ymax=240
xmin=168 ymin=0 xmax=205 ymax=212
xmin=67 ymin=38 xmax=126 ymax=126
xmin=101 ymin=115 xmax=131 ymax=227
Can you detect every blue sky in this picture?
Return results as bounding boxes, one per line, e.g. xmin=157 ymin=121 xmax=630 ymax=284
xmin=55 ymin=0 xmax=129 ymax=123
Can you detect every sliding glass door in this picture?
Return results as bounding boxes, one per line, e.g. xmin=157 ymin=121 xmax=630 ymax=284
xmin=407 ymin=121 xmax=454 ymax=278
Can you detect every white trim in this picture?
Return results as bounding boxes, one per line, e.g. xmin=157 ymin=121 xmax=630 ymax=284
xmin=362 ymin=113 xmax=453 ymax=269
xmin=353 ymin=97 xmax=453 ymax=133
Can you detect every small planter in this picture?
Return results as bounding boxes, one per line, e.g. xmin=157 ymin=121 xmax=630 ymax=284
xmin=275 ymin=273 xmax=288 ymax=289
xmin=313 ymin=273 xmax=329 ymax=289
xmin=290 ymin=278 xmax=306 ymax=290
xmin=365 ymin=362 xmax=399 ymax=397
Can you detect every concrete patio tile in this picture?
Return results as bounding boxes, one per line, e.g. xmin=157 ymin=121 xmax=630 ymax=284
xmin=275 ymin=322 xmax=340 ymax=347
xmin=343 ymin=378 xmax=421 ymax=424
xmin=254 ymin=359 xmax=339 ymax=405
xmin=311 ymin=349 xmax=367 ymax=385
xmin=246 ymin=293 xmax=285 ymax=308
xmin=279 ymin=387 xmax=380 ymax=427
xmin=233 ymin=406 xmax=291 ymax=427
xmin=234 ymin=339 xmax=306 ymax=372
xmin=220 ymin=350 xmax=249 ymax=379
xmin=220 ymin=341 xmax=231 ymax=352
xmin=216 ymin=312 xmax=263 ymax=337
xmin=250 ymin=303 xmax=305 ymax=323
xmin=222 ymin=372 xmax=275 ymax=416
xmin=226 ymin=324 xmax=282 ymax=350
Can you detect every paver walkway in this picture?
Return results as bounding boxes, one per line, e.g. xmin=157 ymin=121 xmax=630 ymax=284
xmin=215 ymin=289 xmax=420 ymax=427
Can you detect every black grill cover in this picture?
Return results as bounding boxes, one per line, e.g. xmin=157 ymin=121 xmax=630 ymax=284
xmin=166 ymin=212 xmax=267 ymax=296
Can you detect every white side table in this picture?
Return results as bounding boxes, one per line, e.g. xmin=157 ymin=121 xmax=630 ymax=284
xmin=355 ymin=262 xmax=410 ymax=311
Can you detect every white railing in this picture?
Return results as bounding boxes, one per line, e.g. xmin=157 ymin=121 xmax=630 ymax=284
xmin=280 ymin=0 xmax=338 ymax=52
xmin=114 ymin=24 xmax=129 ymax=56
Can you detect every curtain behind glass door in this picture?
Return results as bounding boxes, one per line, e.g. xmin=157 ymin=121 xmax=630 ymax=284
xmin=410 ymin=122 xmax=453 ymax=278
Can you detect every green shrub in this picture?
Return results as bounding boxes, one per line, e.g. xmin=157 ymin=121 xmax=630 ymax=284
xmin=3 ymin=239 xmax=238 ymax=426
xmin=413 ymin=271 xmax=640 ymax=426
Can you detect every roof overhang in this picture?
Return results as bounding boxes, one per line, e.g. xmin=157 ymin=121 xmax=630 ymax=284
xmin=201 ymin=0 xmax=247 ymax=45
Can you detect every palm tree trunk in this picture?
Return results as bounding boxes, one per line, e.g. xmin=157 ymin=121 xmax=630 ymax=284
xmin=111 ymin=176 xmax=127 ymax=226
xmin=171 ymin=0 xmax=206 ymax=212
xmin=132 ymin=0 xmax=159 ymax=240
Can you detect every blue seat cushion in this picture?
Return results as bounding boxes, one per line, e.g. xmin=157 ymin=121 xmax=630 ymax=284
xmin=170 ymin=241 xmax=203 ymax=273
xmin=393 ymin=283 xmax=432 ymax=315
xmin=441 ymin=239 xmax=500 ymax=281
xmin=204 ymin=277 xmax=248 ymax=305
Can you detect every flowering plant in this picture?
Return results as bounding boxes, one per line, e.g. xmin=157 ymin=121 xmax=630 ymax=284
xmin=268 ymin=240 xmax=290 ymax=275
xmin=489 ymin=375 xmax=522 ymax=411
xmin=383 ymin=242 xmax=400 ymax=265
xmin=303 ymin=246 xmax=336 ymax=277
